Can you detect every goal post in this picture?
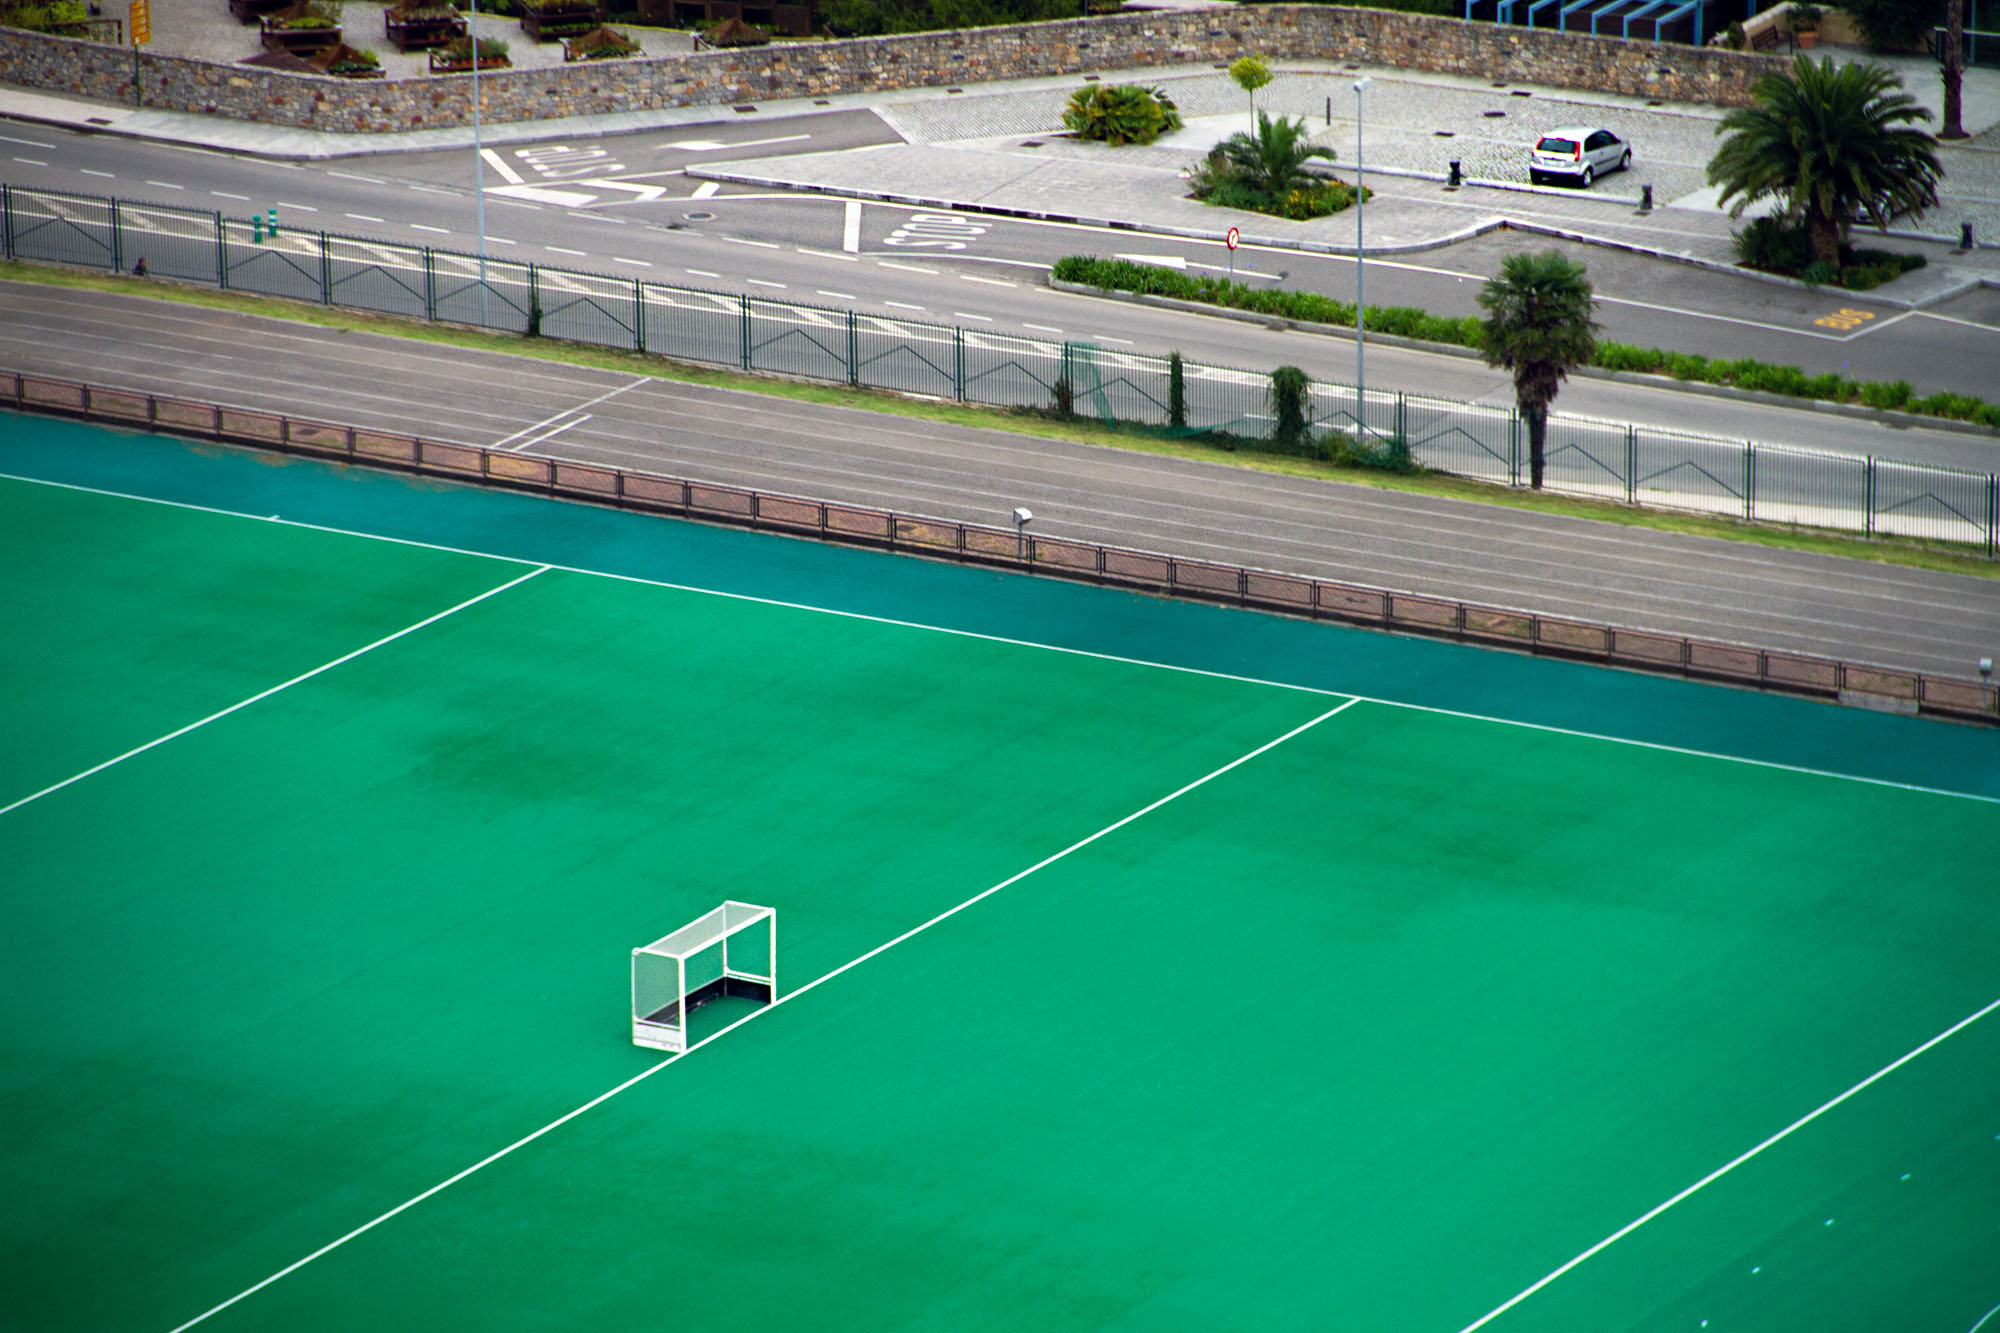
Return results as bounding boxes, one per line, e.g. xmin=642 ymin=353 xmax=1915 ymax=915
xmin=631 ymin=901 xmax=776 ymax=1052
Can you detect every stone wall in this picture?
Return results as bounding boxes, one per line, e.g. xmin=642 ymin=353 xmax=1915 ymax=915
xmin=0 ymin=7 xmax=1786 ymax=134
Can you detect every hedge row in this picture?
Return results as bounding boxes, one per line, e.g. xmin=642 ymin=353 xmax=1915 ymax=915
xmin=1051 ymin=255 xmax=2000 ymax=429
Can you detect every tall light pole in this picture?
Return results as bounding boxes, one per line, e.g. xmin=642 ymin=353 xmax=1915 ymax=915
xmin=470 ymin=0 xmax=489 ymax=326
xmin=1352 ymin=75 xmax=1371 ymax=442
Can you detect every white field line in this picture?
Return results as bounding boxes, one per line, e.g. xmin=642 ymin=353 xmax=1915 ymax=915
xmin=0 ymin=470 xmax=1992 ymax=809
xmin=505 ymin=414 xmax=590 ymax=453
xmin=163 ymin=697 xmax=1358 ymax=1332
xmin=1455 ymin=990 xmax=2000 ymax=1333
xmin=488 ymin=376 xmax=648 ymax=449
xmin=0 ymin=566 xmax=548 ymax=820
xmin=1969 ymin=1301 xmax=2000 ymax=1333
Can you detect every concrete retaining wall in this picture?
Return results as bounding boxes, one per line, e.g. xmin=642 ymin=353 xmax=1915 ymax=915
xmin=0 ymin=7 xmax=1786 ymax=133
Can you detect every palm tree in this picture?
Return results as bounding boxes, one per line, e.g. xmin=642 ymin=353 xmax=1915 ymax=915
xmin=1219 ymin=111 xmax=1333 ymax=197
xmin=1478 ymin=251 xmax=1598 ymax=491
xmin=1708 ymin=56 xmax=1942 ymax=272
xmin=1943 ymin=0 xmax=1967 ymax=140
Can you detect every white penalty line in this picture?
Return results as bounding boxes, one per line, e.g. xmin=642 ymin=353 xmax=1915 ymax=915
xmin=0 ymin=566 xmax=549 ymax=820
xmin=164 ymin=696 xmax=1359 ymax=1332
xmin=1456 ymin=989 xmax=2000 ymax=1333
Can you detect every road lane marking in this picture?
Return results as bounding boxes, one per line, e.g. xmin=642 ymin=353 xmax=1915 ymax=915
xmin=211 ymin=191 xmax=250 ymax=200
xmin=879 ymin=261 xmax=938 ymax=274
xmin=411 ymin=224 xmax=450 ymax=234
xmin=409 ymin=185 xmax=455 ymax=195
xmin=612 ymin=257 xmax=652 ymax=267
xmin=478 ymin=148 xmax=526 ymax=185
xmin=278 ymin=202 xmax=317 ymax=211
xmin=843 ymin=199 xmax=861 ymax=253
xmin=0 ymin=133 xmax=55 ymax=147
xmin=12 ymin=157 xmax=47 ymax=166
xmin=747 ymin=278 xmax=786 ymax=288
xmin=346 ymin=213 xmax=385 ymax=223
xmin=663 ymin=133 xmax=810 ymax=152
xmin=817 ymin=290 xmax=857 ymax=300
xmin=797 ymin=247 xmax=858 ymax=262
xmin=487 ymin=237 xmax=517 ymax=245
xmin=954 ymin=312 xmax=993 ymax=321
xmin=325 ymin=170 xmax=385 ymax=184
xmin=546 ymin=246 xmax=585 ymax=256
xmin=723 ymin=237 xmax=780 ymax=248
xmin=959 ymin=274 xmax=1016 ymax=287
xmin=1023 ymin=323 xmax=1063 ymax=333
xmin=81 ymin=169 xmax=113 ymax=177
xmin=507 ymin=413 xmax=592 ymax=452
xmin=145 ymin=180 xmax=185 ymax=190
xmin=687 ymin=268 xmax=721 ymax=278
xmin=689 ymin=181 xmax=720 ymax=200
xmin=884 ymin=300 xmax=924 ymax=310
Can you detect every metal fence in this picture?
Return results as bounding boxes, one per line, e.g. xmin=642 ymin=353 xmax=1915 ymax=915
xmin=3 ymin=181 xmax=1995 ymax=555
xmin=7 ymin=370 xmax=1995 ymax=725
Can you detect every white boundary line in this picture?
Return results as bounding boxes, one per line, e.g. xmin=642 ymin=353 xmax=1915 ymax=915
xmin=1969 ymin=1300 xmax=2000 ymax=1333
xmin=0 ymin=566 xmax=550 ymax=819
xmin=164 ymin=697 xmax=1359 ymax=1332
xmin=488 ymin=376 xmax=649 ymax=450
xmin=1456 ymin=990 xmax=2000 ymax=1333
xmin=1 ymin=468 xmax=1993 ymax=807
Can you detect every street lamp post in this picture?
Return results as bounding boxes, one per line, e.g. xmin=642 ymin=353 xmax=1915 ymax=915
xmin=1353 ymin=75 xmax=1371 ymax=442
xmin=471 ymin=0 xmax=489 ymax=326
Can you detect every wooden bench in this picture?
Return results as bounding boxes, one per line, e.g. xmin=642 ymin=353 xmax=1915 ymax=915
xmin=1748 ymin=24 xmax=1795 ymax=53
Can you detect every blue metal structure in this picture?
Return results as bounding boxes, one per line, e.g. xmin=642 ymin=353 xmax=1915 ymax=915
xmin=1465 ymin=0 xmax=1782 ymax=45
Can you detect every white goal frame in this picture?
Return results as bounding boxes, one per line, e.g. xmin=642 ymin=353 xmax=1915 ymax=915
xmin=631 ymin=901 xmax=777 ymax=1052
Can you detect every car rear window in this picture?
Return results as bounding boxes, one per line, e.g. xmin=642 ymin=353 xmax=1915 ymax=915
xmin=1537 ymin=138 xmax=1579 ymax=155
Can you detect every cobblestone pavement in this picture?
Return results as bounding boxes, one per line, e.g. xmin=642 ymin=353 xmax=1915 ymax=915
xmin=140 ymin=0 xmax=693 ymax=76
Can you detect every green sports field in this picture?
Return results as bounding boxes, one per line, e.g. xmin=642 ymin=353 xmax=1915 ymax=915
xmin=2 ymin=412 xmax=1997 ymax=1333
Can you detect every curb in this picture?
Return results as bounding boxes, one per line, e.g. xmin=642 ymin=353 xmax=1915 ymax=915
xmin=1045 ymin=277 xmax=2000 ymax=440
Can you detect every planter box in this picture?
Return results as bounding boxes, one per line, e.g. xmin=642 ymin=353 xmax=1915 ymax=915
xmin=384 ymin=6 xmax=466 ymax=51
xmin=519 ymin=0 xmax=602 ymax=41
xmin=428 ymin=50 xmax=511 ymax=71
xmin=563 ymin=24 xmax=638 ymax=58
xmin=317 ymin=42 xmax=386 ymax=76
xmin=260 ymin=7 xmax=342 ymax=55
xmin=228 ymin=0 xmax=293 ymax=23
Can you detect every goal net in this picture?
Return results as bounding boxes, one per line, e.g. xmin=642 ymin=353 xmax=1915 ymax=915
xmin=631 ymin=901 xmax=776 ymax=1052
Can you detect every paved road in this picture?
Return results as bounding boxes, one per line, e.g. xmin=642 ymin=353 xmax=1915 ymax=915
xmin=7 ymin=91 xmax=2000 ymax=422
xmin=4 ymin=125 xmax=1997 ymax=473
xmin=5 ymin=280 xmax=1995 ymax=679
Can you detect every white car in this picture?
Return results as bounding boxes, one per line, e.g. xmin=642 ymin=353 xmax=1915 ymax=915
xmin=1529 ymin=126 xmax=1632 ymax=188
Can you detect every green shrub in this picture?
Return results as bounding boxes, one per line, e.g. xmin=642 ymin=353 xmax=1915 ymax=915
xmin=1168 ymin=351 xmax=1186 ymax=430
xmin=1062 ymin=83 xmax=1182 ymax=146
xmin=1859 ymin=379 xmax=1912 ymax=410
xmin=1735 ymin=216 xmax=1816 ymax=274
xmin=1593 ymin=342 xmax=1665 ymax=374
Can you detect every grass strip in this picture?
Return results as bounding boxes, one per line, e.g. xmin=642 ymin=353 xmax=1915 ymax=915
xmin=1052 ymin=255 xmax=2000 ymax=429
xmin=4 ymin=259 xmax=1993 ymax=581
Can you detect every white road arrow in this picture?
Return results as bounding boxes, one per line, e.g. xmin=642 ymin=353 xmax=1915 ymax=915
xmin=663 ymin=133 xmax=811 ymax=153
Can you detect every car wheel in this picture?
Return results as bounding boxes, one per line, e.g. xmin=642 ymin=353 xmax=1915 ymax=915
xmin=1619 ymin=150 xmax=1632 ymax=172
xmin=1580 ymin=165 xmax=1593 ymax=188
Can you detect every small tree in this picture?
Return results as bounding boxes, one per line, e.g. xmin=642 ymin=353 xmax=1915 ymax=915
xmin=1478 ymin=251 xmax=1598 ymax=491
xmin=1168 ymin=351 xmax=1187 ymax=430
xmin=1269 ymin=365 xmax=1310 ymax=454
xmin=1229 ymin=56 xmax=1272 ymax=134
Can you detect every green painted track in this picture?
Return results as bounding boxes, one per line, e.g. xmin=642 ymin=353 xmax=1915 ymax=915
xmin=1 ymin=415 xmax=1996 ymax=1332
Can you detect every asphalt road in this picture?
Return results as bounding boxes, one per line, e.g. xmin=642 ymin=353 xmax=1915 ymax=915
xmin=5 ymin=108 xmax=2000 ymax=448
xmin=5 ymin=280 xmax=1995 ymax=680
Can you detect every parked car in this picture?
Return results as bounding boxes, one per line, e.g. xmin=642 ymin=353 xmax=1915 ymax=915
xmin=1529 ymin=127 xmax=1632 ymax=188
